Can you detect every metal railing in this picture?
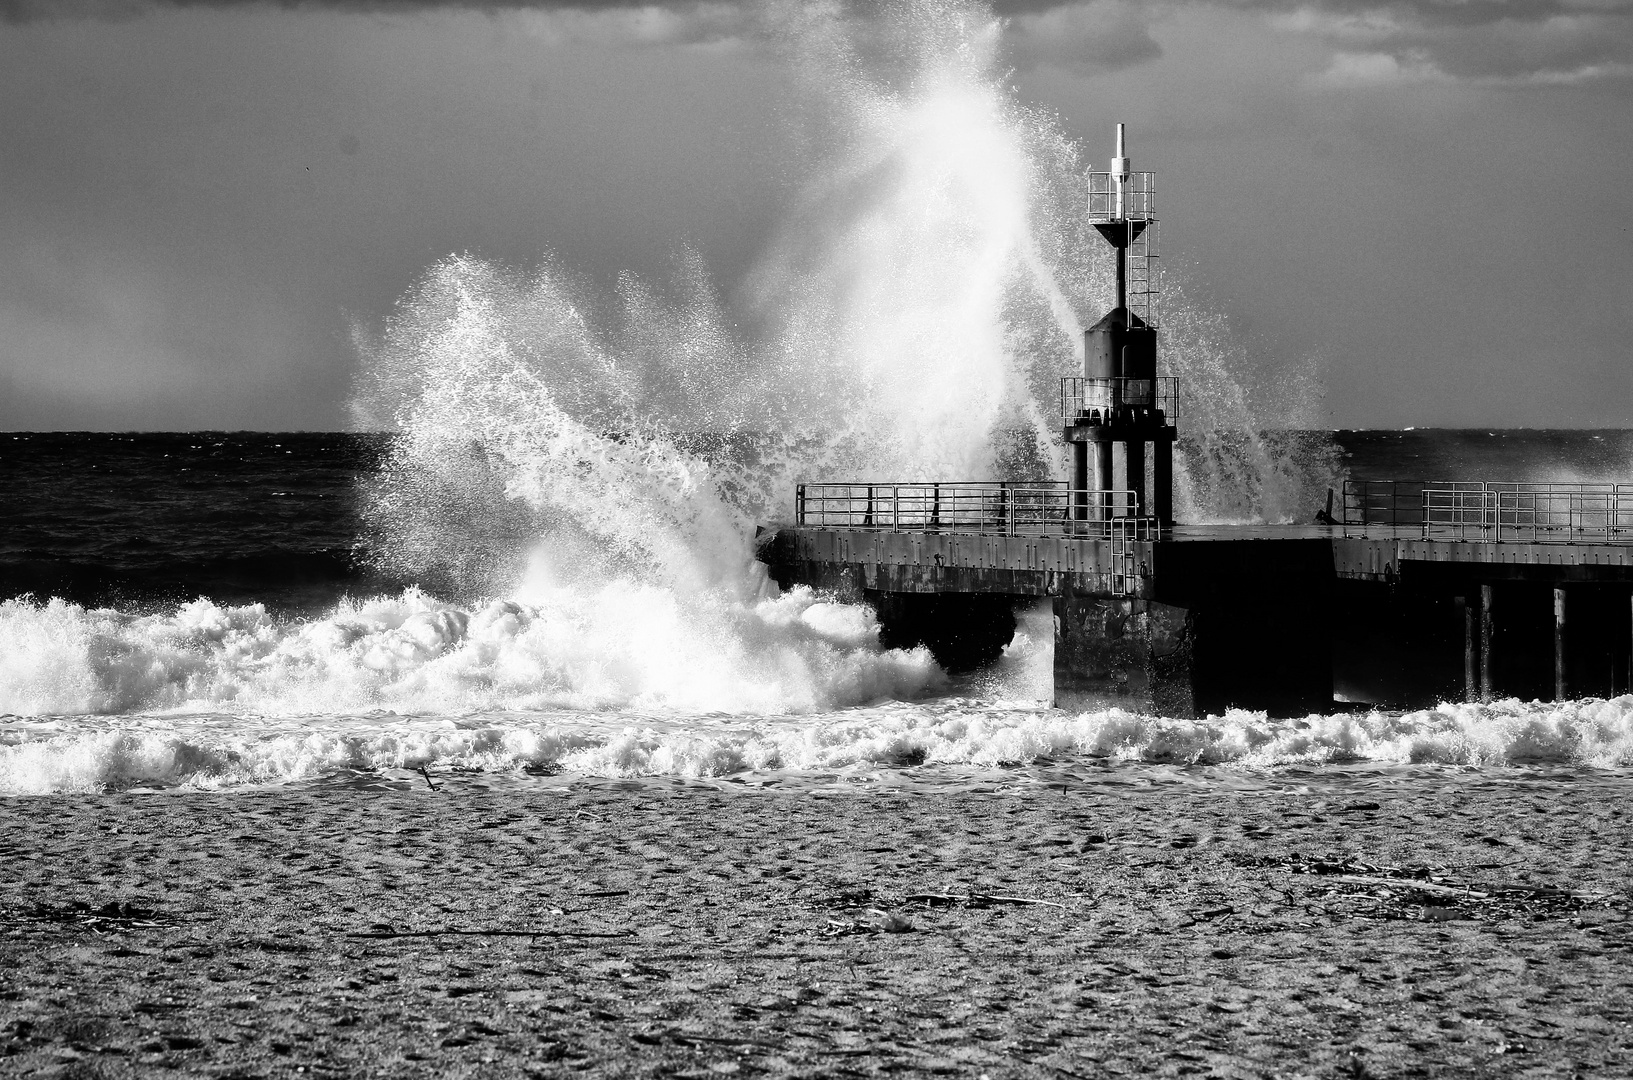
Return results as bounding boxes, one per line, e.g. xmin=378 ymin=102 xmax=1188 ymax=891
xmin=795 ymin=482 xmax=1154 ymax=539
xmin=1060 ymin=376 xmax=1178 ymax=425
xmin=1344 ymin=480 xmax=1435 ymax=527
xmin=1087 ymin=170 xmax=1158 ymax=327
xmin=1087 ymin=170 xmax=1155 ymax=222
xmin=1344 ymin=480 xmax=1633 ymax=544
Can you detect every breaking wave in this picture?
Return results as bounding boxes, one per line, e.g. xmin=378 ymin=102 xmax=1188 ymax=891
xmin=5 ymin=694 xmax=1633 ymax=796
xmin=0 ymin=590 xmax=940 ymax=719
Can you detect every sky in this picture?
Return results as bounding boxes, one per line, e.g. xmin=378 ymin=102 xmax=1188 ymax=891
xmin=1 ymin=0 xmax=1630 ymax=431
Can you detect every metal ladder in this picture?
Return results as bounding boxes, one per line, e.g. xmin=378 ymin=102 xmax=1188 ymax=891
xmin=1109 ymin=517 xmax=1147 ymax=593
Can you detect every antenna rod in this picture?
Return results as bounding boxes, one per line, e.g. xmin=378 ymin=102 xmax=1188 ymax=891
xmin=1112 ymin=122 xmax=1128 ymax=220
xmin=1113 ymin=123 xmax=1128 ymax=310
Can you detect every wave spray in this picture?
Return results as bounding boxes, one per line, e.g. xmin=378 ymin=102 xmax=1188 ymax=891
xmin=1 ymin=1 xmax=1352 ymax=792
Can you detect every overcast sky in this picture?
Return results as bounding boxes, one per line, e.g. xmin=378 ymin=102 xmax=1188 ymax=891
xmin=2 ymin=0 xmax=1630 ymax=430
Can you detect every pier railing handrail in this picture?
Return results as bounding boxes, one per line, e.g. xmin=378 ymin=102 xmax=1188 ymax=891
xmin=795 ymin=481 xmax=1154 ymax=540
xmin=1343 ymin=480 xmax=1633 ymax=544
xmin=1060 ymin=376 xmax=1179 ymax=425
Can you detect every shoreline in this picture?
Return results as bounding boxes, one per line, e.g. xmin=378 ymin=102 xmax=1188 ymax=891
xmin=2 ymin=776 xmax=1630 ymax=1077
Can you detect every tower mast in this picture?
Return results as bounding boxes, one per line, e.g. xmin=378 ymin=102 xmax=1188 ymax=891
xmin=1064 ymin=124 xmax=1176 ymax=528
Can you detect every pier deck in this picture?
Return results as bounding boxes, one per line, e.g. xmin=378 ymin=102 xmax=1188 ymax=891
xmin=765 ymin=523 xmax=1633 ymax=600
xmin=761 ymin=485 xmax=1633 ymax=718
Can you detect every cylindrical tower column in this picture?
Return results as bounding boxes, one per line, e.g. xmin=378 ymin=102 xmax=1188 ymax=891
xmin=1153 ymin=438 xmax=1173 ymax=526
xmin=1092 ymin=440 xmax=1113 ymax=522
xmin=1125 ymin=440 xmax=1147 ymax=518
xmin=1071 ymin=441 xmax=1088 ymax=521
xmin=1115 ymin=242 xmax=1127 ymax=313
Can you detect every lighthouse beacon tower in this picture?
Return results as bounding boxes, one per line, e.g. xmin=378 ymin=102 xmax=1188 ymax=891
xmin=1064 ymin=123 xmax=1177 ymax=528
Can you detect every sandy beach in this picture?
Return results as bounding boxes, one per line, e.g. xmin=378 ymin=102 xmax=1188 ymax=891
xmin=2 ymin=770 xmax=1630 ymax=1078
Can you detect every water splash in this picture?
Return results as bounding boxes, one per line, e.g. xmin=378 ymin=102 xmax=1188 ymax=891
xmin=1160 ymin=274 xmax=1346 ymax=523
xmin=5 ymin=1 xmax=1341 ymax=747
xmin=6 ymin=695 xmax=1631 ymax=796
xmin=0 ymin=591 xmax=940 ymax=719
xmin=344 ymin=0 xmax=1091 ymax=724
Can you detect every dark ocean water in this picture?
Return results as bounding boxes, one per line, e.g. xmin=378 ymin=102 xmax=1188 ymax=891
xmin=0 ymin=432 xmax=399 ymax=612
xmin=4 ymin=429 xmax=1633 ymax=613
xmin=4 ymin=429 xmax=1633 ymax=793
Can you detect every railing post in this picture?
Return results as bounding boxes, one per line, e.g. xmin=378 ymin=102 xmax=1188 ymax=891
xmin=892 ymin=486 xmax=899 ymax=531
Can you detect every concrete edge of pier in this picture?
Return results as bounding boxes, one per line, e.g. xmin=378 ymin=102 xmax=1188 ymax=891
xmin=761 ymin=526 xmax=1633 ymax=719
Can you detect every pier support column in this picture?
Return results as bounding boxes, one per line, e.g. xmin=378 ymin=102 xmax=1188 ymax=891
xmin=1071 ymin=442 xmax=1088 ymax=520
xmin=1457 ymin=596 xmax=1476 ymax=702
xmin=1125 ymin=440 xmax=1147 ymax=517
xmin=1480 ymin=584 xmax=1494 ymax=702
xmin=1092 ymin=441 xmax=1113 ymax=521
xmin=1555 ymin=586 xmax=1568 ymax=702
xmin=1153 ymin=438 xmax=1173 ymax=527
xmin=1054 ymin=593 xmax=1194 ymax=718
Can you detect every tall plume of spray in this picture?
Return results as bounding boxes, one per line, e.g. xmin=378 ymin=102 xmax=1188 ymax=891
xmin=741 ymin=0 xmax=1076 ymax=482
xmin=353 ymin=0 xmax=1085 ymax=594
xmin=350 ymin=0 xmax=1337 ymax=711
xmin=1163 ymin=290 xmax=1345 ymax=525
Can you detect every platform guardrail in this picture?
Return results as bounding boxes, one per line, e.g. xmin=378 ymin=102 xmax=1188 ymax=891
xmin=1344 ymin=480 xmax=1633 ymax=544
xmin=1059 ymin=377 xmax=1179 ymax=425
xmin=795 ymin=481 xmax=1154 ymax=591
xmin=795 ymin=482 xmax=1153 ymax=540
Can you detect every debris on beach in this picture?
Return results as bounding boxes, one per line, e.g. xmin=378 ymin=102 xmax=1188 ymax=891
xmin=15 ymin=900 xmax=170 ymax=932
xmin=817 ymin=909 xmax=913 ymax=936
xmin=905 ymin=892 xmax=1066 ymax=910
xmin=1239 ymin=854 xmax=1628 ymax=924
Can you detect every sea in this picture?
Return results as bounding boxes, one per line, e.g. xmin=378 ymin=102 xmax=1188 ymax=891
xmin=4 ymin=428 xmax=1633 ymax=797
xmin=6 ymin=5 xmax=1633 ymax=798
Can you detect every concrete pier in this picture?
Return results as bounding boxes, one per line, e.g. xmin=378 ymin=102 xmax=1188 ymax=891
xmin=765 ymin=129 xmax=1633 ymax=716
xmin=760 ymin=522 xmax=1633 ymax=717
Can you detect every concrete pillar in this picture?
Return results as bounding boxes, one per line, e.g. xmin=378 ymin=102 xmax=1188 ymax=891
xmin=1091 ymin=440 xmax=1114 ymax=521
xmin=1480 ymin=583 xmax=1494 ymax=702
xmin=1071 ymin=441 xmax=1088 ymax=521
xmin=1053 ymin=593 xmax=1195 ymax=718
xmin=1457 ymin=596 xmax=1475 ymax=702
xmin=1153 ymin=438 xmax=1173 ymax=527
xmin=1125 ymin=440 xmax=1147 ymax=518
xmin=1555 ymin=586 xmax=1567 ymax=702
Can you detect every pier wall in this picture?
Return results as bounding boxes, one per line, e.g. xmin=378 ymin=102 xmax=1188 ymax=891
xmin=1053 ymin=594 xmax=1194 ymax=718
xmin=760 ymin=527 xmax=1633 ymax=717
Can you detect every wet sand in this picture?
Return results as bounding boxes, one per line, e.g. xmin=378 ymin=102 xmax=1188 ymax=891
xmin=2 ymin=772 xmax=1631 ymax=1078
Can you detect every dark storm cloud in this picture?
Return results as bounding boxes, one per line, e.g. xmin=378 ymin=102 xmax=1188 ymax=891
xmin=1002 ymin=1 xmax=1163 ymax=73
xmin=0 ymin=0 xmax=1168 ymax=76
xmin=1221 ymin=0 xmax=1633 ymax=84
xmin=0 ymin=0 xmax=721 ymax=23
xmin=1002 ymin=0 xmax=1633 ymax=84
xmin=16 ymin=0 xmax=1621 ymax=85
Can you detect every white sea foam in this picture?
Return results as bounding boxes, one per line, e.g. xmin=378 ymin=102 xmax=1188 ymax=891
xmin=0 ymin=588 xmax=940 ymax=720
xmin=5 ymin=695 xmax=1633 ymax=796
